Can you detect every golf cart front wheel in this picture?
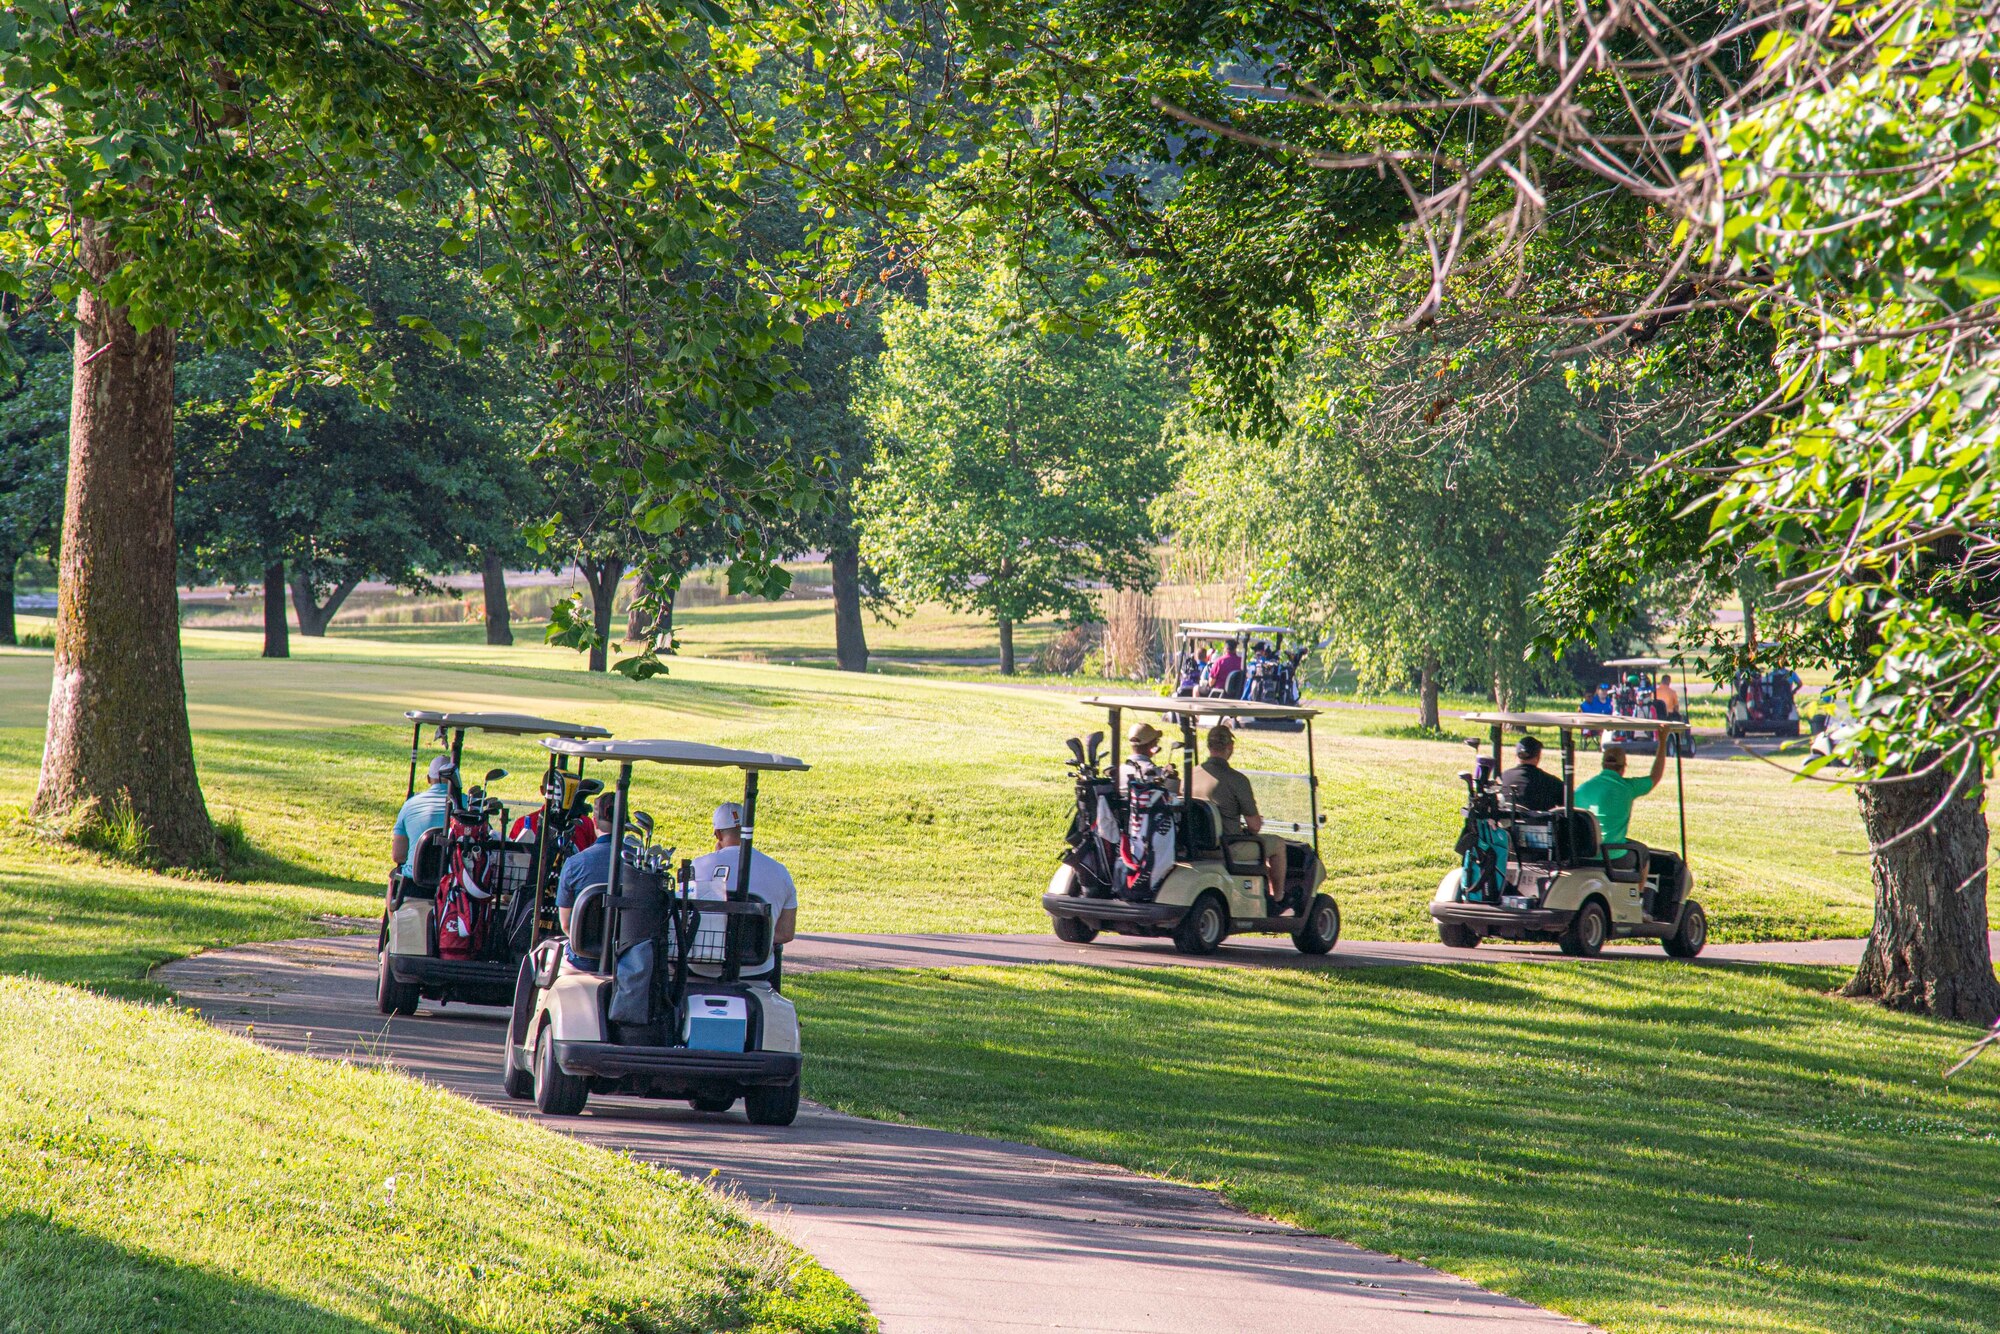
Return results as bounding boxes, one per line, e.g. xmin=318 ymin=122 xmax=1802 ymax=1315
xmin=1664 ymin=899 xmax=1709 ymax=958
xmin=533 ymin=1025 xmax=588 ymax=1117
xmin=744 ymin=1076 xmax=801 ymax=1127
xmin=1291 ymin=894 xmax=1341 ymax=955
xmin=1173 ymin=894 xmax=1228 ymax=956
xmin=375 ymin=948 xmax=419 ymax=1017
xmin=1438 ymin=922 xmax=1480 ymax=949
xmin=1558 ymin=900 xmax=1609 ymax=958
xmin=1052 ymin=914 xmax=1099 ymax=944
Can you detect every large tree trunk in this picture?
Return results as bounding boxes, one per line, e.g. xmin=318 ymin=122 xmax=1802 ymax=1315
xmin=829 ymin=534 xmax=869 ymax=673
xmin=261 ymin=562 xmax=289 ymax=659
xmin=0 ymin=555 xmax=16 ymax=646
xmin=481 ymin=550 xmax=512 ymax=646
xmin=35 ymin=225 xmax=214 ymax=867
xmin=1844 ymin=767 xmax=2000 ymax=1025
xmin=580 ymin=556 xmax=624 ymax=673
xmin=1420 ymin=652 xmax=1441 ymax=731
xmin=1742 ymin=597 xmax=1757 ymax=650
xmin=626 ymin=568 xmax=654 ymax=644
xmin=998 ymin=615 xmax=1015 ymax=675
xmin=288 ymin=573 xmax=360 ymax=637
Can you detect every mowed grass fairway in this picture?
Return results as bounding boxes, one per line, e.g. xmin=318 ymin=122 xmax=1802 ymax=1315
xmin=792 ymin=964 xmax=2000 ymax=1334
xmin=0 ymin=622 xmax=1906 ymax=965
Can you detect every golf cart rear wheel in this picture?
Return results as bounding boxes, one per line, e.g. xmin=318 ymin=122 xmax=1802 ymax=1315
xmin=1291 ymin=894 xmax=1340 ymax=955
xmin=1664 ymin=899 xmax=1709 ymax=959
xmin=1052 ymin=914 xmax=1099 ymax=944
xmin=533 ymin=1025 xmax=588 ymax=1117
xmin=1559 ymin=900 xmax=1609 ymax=958
xmin=744 ymin=1076 xmax=801 ymax=1127
xmin=689 ymin=1092 xmax=737 ymax=1113
xmin=1437 ymin=922 xmax=1480 ymax=949
xmin=1173 ymin=894 xmax=1228 ymax=956
xmin=502 ymin=958 xmax=536 ymax=1100
xmin=375 ymin=946 xmax=419 ymax=1017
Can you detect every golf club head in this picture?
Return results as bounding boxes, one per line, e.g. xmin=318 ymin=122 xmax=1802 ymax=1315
xmin=1086 ymin=731 xmax=1105 ymax=765
xmin=485 ymin=767 xmax=507 ymax=785
xmin=1066 ymin=736 xmax=1086 ymax=767
xmin=630 ymin=810 xmax=654 ymax=842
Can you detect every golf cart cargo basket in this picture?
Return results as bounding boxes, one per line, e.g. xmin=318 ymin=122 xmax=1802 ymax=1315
xmin=455 ymin=837 xmax=537 ymax=899
xmin=669 ymin=898 xmax=774 ymax=969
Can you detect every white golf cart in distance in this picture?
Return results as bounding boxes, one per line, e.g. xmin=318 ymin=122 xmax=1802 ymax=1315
xmin=1172 ymin=621 xmax=1308 ymax=727
xmin=503 ymin=737 xmax=807 ymax=1126
xmin=379 ymin=710 xmax=611 ymax=1015
xmin=1045 ymin=695 xmax=1339 ymax=955
xmin=1599 ymin=657 xmax=1694 ymax=756
xmin=1430 ymin=711 xmax=1709 ymax=958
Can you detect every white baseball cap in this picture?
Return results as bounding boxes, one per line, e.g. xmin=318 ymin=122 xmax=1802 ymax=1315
xmin=712 ymin=802 xmax=744 ymax=831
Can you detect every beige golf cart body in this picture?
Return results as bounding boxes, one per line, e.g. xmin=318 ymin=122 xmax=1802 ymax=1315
xmin=505 ymin=737 xmax=809 ymax=1123
xmin=1043 ymin=695 xmax=1338 ymax=954
xmin=380 ymin=710 xmax=611 ymax=1009
xmin=1430 ymin=711 xmax=1708 ymax=957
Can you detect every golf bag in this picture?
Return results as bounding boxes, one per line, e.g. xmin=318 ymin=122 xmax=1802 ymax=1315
xmin=436 ymin=815 xmax=498 ymax=960
xmin=1119 ymin=768 xmax=1177 ymax=902
xmin=1454 ymin=756 xmax=1510 ymax=903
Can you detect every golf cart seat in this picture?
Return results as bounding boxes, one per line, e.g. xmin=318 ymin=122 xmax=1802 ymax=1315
xmin=1183 ymin=799 xmax=1223 ymax=857
xmin=409 ymin=827 xmax=448 ymax=895
xmin=1219 ymin=668 xmax=1246 ymax=700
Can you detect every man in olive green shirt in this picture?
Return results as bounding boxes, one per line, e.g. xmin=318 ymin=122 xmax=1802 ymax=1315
xmin=1574 ymin=737 xmax=1668 ymax=871
xmin=1190 ymin=726 xmax=1288 ymax=904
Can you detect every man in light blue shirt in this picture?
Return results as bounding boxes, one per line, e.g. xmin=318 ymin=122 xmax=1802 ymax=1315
xmin=392 ymin=754 xmax=455 ymax=878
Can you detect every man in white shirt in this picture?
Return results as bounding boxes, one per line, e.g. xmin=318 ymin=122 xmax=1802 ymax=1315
xmin=685 ymin=802 xmax=797 ymax=982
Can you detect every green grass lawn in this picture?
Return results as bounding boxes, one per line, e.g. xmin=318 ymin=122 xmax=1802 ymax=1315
xmin=0 ymin=976 xmax=866 ymax=1334
xmin=0 ymin=623 xmax=1902 ymax=950
xmin=792 ymin=963 xmax=2000 ymax=1334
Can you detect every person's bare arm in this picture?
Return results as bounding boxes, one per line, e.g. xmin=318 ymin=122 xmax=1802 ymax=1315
xmin=558 ymin=906 xmax=571 ymax=935
xmin=774 ymin=906 xmax=797 ymax=945
xmin=392 ymin=833 xmax=409 ymax=867
xmin=1246 ymin=813 xmax=1264 ymax=833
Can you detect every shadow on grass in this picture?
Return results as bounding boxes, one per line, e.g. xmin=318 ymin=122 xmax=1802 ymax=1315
xmin=0 ymin=1210 xmax=381 ymax=1334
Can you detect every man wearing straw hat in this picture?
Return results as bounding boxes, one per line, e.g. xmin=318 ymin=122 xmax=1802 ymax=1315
xmin=1119 ymin=721 xmax=1181 ymax=795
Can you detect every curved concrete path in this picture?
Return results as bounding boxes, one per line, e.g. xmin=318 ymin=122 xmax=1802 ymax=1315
xmin=160 ymin=928 xmax=1898 ymax=1333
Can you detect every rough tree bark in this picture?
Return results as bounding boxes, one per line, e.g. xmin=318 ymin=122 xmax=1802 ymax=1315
xmin=580 ymin=556 xmax=625 ymax=673
xmin=1419 ymin=652 xmax=1441 ymax=732
xmin=35 ymin=223 xmax=214 ymax=866
xmin=0 ymin=557 xmax=16 ymax=646
xmin=481 ymin=550 xmax=512 ymax=647
xmin=626 ymin=568 xmax=654 ymax=643
xmin=287 ymin=573 xmax=361 ymax=637
xmin=998 ymin=615 xmax=1015 ymax=676
xmin=261 ymin=562 xmax=289 ymax=659
xmin=829 ymin=533 xmax=869 ymax=673
xmin=1844 ymin=767 xmax=2000 ymax=1025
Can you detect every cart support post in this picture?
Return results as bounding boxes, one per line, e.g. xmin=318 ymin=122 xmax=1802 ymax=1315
xmin=1179 ymin=719 xmax=1195 ymax=799
xmin=448 ymin=728 xmax=467 ymax=807
xmin=1675 ymin=740 xmax=1687 ymax=863
xmin=529 ymin=753 xmax=559 ymax=949
xmin=1561 ymin=729 xmax=1575 ymax=814
xmin=1306 ymin=718 xmax=1321 ymax=856
xmin=731 ymin=770 xmax=760 ymax=985
xmin=600 ymin=761 xmax=632 ymax=976
xmin=1108 ymin=708 xmax=1122 ymax=773
xmin=406 ymin=723 xmax=422 ymax=800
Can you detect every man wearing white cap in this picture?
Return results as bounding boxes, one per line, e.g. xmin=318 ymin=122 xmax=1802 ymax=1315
xmin=391 ymin=754 xmax=455 ymax=879
xmin=686 ymin=801 xmax=798 ymax=981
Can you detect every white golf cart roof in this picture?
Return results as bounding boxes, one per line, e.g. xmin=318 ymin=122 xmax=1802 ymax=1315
xmin=1601 ymin=658 xmax=1673 ymax=669
xmin=1081 ymin=693 xmax=1321 ymax=721
xmin=405 ymin=709 xmax=610 ymax=738
xmin=1465 ymin=710 xmax=1689 ymax=734
xmin=542 ymin=737 xmax=809 ymax=771
xmin=1176 ymin=621 xmax=1294 ymax=638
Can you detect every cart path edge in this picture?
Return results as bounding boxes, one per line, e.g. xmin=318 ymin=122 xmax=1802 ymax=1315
xmin=161 ymin=932 xmax=1612 ymax=1334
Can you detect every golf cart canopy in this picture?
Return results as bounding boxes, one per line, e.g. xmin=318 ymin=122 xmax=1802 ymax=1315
xmin=1177 ymin=621 xmax=1293 ymax=639
xmin=1600 ymin=658 xmax=1672 ymax=670
xmin=405 ymin=710 xmax=610 ymax=739
xmin=1081 ymin=694 xmax=1321 ymax=722
xmin=1465 ymin=710 xmax=1689 ymax=735
xmin=542 ymin=737 xmax=810 ymax=772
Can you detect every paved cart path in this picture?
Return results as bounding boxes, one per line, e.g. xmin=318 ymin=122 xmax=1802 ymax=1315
xmin=161 ymin=928 xmax=1912 ymax=1334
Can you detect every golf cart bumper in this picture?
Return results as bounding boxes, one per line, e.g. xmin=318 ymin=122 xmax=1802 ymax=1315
xmin=1042 ymin=893 xmax=1184 ymax=927
xmin=552 ymin=1042 xmax=801 ymax=1087
xmin=388 ymin=954 xmax=518 ymax=1004
xmin=1430 ymin=902 xmax=1575 ymax=935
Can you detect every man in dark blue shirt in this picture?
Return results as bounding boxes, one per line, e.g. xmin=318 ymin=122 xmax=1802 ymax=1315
xmin=554 ymin=794 xmax=617 ymax=968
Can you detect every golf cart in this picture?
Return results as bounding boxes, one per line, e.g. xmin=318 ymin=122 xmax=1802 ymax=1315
xmin=1430 ymin=712 xmax=1708 ymax=958
xmin=1172 ymin=622 xmax=1308 ymax=723
xmin=378 ymin=710 xmax=611 ymax=1015
xmin=502 ymin=737 xmax=807 ymax=1125
xmin=1044 ymin=695 xmax=1340 ymax=955
xmin=1726 ymin=666 xmax=1803 ymax=738
xmin=1600 ymin=657 xmax=1694 ymax=756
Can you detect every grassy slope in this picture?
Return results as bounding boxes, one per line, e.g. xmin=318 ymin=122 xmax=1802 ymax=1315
xmin=792 ymin=963 xmax=2000 ymax=1334
xmin=0 ymin=626 xmax=1899 ymax=959
xmin=0 ymin=978 xmax=865 ymax=1334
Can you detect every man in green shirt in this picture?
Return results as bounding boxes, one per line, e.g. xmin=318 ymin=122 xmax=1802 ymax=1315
xmin=1189 ymin=725 xmax=1288 ymax=904
xmin=1574 ymin=737 xmax=1668 ymax=870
